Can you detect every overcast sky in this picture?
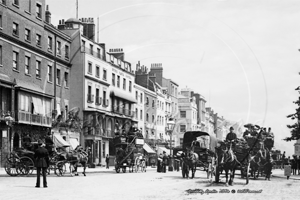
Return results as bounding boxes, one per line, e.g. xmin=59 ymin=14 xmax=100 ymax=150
xmin=48 ymin=0 xmax=300 ymax=156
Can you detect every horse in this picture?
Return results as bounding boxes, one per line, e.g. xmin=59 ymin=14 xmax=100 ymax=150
xmin=219 ymin=141 xmax=239 ymax=186
xmin=181 ymin=149 xmax=198 ymax=179
xmin=250 ymin=150 xmax=264 ymax=179
xmin=66 ymin=146 xmax=89 ymax=176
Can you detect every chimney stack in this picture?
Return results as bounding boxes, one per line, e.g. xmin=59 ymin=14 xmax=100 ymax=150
xmin=45 ymin=5 xmax=51 ymax=24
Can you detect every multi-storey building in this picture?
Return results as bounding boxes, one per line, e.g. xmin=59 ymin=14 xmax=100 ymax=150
xmin=205 ymin=107 xmax=215 ymax=135
xmin=133 ymin=84 xmax=145 ymax=136
xmin=0 ymin=1 xmax=71 ymax=166
xmin=149 ymin=64 xmax=179 ymax=148
xmin=176 ymin=88 xmax=198 ymax=147
xmin=135 ymin=62 xmax=157 ymax=149
xmin=58 ymin=17 xmax=110 ymax=166
xmin=154 ymin=82 xmax=166 ymax=143
xmin=192 ymin=92 xmax=207 ymax=131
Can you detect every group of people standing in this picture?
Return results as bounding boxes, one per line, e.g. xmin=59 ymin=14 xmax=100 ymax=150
xmin=281 ymin=151 xmax=300 ymax=179
xmin=157 ymin=151 xmax=168 ymax=173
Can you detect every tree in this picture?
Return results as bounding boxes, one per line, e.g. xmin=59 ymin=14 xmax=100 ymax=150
xmin=284 ymin=86 xmax=300 ymax=141
xmin=52 ymin=107 xmax=82 ymax=132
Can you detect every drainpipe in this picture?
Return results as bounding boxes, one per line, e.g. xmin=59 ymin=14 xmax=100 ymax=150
xmin=54 ymin=35 xmax=57 ymax=122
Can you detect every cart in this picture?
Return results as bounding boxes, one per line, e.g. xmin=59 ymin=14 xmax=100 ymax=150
xmin=181 ymin=131 xmax=218 ymax=179
xmin=113 ymin=130 xmax=145 ymax=173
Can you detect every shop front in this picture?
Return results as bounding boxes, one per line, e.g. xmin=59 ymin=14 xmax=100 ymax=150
xmin=143 ymin=142 xmax=156 ymax=167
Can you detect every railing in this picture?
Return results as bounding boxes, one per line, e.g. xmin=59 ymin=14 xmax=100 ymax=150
xmin=87 ymin=94 xmax=94 ymax=103
xmin=111 ymin=107 xmax=135 ymax=117
xmin=95 ymin=97 xmax=102 ymax=105
xmin=81 ymin=47 xmax=104 ymax=60
xmin=102 ymin=99 xmax=109 ymax=107
xmin=18 ymin=111 xmax=51 ymax=127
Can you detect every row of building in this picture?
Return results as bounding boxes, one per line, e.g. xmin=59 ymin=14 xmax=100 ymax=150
xmin=0 ymin=0 xmax=239 ymax=167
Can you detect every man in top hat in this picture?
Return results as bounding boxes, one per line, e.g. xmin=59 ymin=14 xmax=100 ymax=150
xmin=34 ymin=140 xmax=50 ymax=188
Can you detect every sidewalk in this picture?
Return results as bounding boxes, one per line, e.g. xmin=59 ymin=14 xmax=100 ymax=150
xmin=271 ymin=168 xmax=300 ymax=180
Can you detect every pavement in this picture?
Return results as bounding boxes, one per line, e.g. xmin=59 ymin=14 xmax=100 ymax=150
xmin=0 ymin=166 xmax=299 ymax=180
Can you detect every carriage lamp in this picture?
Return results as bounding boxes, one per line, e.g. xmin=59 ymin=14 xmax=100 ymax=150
xmin=167 ymin=118 xmax=175 ymax=171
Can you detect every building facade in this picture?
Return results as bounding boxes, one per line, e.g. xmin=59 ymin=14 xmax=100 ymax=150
xmin=176 ymin=88 xmax=198 ymax=147
xmin=0 ymin=1 xmax=71 ymax=166
xmin=135 ymin=62 xmax=157 ymax=149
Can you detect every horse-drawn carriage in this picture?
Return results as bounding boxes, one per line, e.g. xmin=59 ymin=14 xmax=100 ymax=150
xmin=180 ymin=131 xmax=218 ymax=179
xmin=113 ymin=129 xmax=146 ymax=173
xmin=243 ymin=124 xmax=275 ymax=180
xmin=4 ymin=141 xmax=67 ymax=176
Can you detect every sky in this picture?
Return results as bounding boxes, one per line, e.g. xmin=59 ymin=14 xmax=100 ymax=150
xmin=47 ymin=0 xmax=300 ymax=156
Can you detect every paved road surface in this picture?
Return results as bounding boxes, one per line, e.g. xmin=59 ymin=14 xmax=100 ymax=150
xmin=0 ymin=168 xmax=299 ymax=200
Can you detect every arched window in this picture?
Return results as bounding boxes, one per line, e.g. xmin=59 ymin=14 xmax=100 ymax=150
xmin=146 ymin=113 xmax=149 ymax=122
xmin=152 ymin=115 xmax=155 ymax=123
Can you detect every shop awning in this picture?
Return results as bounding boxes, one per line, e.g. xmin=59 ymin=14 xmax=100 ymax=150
xmin=157 ymin=146 xmax=170 ymax=156
xmin=53 ymin=134 xmax=70 ymax=147
xmin=110 ymin=89 xmax=137 ymax=103
xmin=69 ymin=138 xmax=79 ymax=150
xmin=143 ymin=143 xmax=156 ymax=154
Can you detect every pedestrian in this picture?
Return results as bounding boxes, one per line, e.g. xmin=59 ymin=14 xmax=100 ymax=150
xmin=284 ymin=160 xmax=292 ymax=180
xmin=162 ymin=151 xmax=168 ymax=173
xmin=157 ymin=153 xmax=163 ymax=173
xmin=34 ymin=140 xmax=50 ymax=188
xmin=281 ymin=151 xmax=286 ymax=170
xmin=105 ymin=154 xmax=110 ymax=169
xmin=292 ymin=155 xmax=297 ymax=175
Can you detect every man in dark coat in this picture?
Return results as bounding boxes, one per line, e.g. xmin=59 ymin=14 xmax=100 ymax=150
xmin=105 ymin=154 xmax=110 ymax=169
xmin=34 ymin=140 xmax=50 ymax=188
xmin=162 ymin=151 xmax=168 ymax=173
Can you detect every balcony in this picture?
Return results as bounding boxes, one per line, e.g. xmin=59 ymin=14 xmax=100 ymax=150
xmin=87 ymin=94 xmax=94 ymax=103
xmin=95 ymin=97 xmax=102 ymax=105
xmin=102 ymin=99 xmax=109 ymax=107
xmin=82 ymin=47 xmax=104 ymax=60
xmin=18 ymin=111 xmax=51 ymax=127
xmin=112 ymin=106 xmax=135 ymax=118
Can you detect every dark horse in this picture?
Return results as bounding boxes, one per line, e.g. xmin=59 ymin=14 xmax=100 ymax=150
xmin=219 ymin=141 xmax=239 ymax=186
xmin=250 ymin=150 xmax=264 ymax=179
xmin=181 ymin=149 xmax=198 ymax=179
xmin=66 ymin=146 xmax=89 ymax=176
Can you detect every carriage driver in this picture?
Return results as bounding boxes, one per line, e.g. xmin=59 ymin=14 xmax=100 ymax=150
xmin=225 ymin=127 xmax=237 ymax=149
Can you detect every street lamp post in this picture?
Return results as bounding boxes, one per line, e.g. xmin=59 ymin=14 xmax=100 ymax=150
xmin=167 ymin=118 xmax=175 ymax=171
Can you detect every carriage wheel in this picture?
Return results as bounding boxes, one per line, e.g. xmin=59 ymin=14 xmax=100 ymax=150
xmin=55 ymin=161 xmax=66 ymax=176
xmin=122 ymin=167 xmax=126 ymax=173
xmin=4 ymin=160 xmax=19 ymax=176
xmin=246 ymin=162 xmax=250 ymax=184
xmin=134 ymin=157 xmax=140 ymax=173
xmin=19 ymin=157 xmax=34 ymax=175
xmin=115 ymin=166 xmax=120 ymax=173
xmin=207 ymin=162 xmax=212 ymax=179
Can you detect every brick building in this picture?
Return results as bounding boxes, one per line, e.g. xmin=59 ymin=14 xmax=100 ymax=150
xmin=0 ymin=0 xmax=71 ymax=166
